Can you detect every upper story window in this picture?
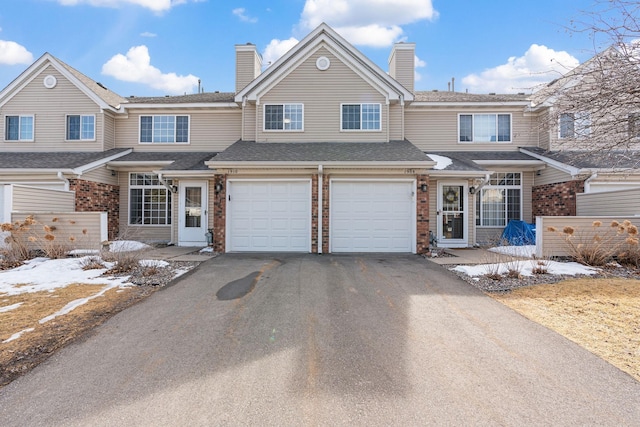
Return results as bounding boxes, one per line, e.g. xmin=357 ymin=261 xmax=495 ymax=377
xmin=140 ymin=115 xmax=189 ymax=143
xmin=264 ymin=104 xmax=303 ymax=131
xmin=5 ymin=115 xmax=34 ymax=141
xmin=66 ymin=115 xmax=95 ymax=141
xmin=559 ymin=112 xmax=590 ymax=139
xmin=341 ymin=103 xmax=381 ymax=131
xmin=459 ymin=113 xmax=511 ymax=143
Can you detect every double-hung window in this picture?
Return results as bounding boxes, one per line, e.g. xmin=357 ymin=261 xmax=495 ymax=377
xmin=264 ymin=104 xmax=303 ymax=131
xmin=559 ymin=112 xmax=590 ymax=139
xmin=341 ymin=103 xmax=381 ymax=131
xmin=129 ymin=173 xmax=172 ymax=225
xmin=140 ymin=115 xmax=189 ymax=143
xmin=5 ymin=115 xmax=34 ymax=141
xmin=475 ymin=172 xmax=522 ymax=227
xmin=459 ymin=113 xmax=511 ymax=142
xmin=66 ymin=115 xmax=95 ymax=140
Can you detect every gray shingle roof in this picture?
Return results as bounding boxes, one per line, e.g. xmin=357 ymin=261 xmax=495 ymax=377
xmin=110 ymin=151 xmax=218 ymax=171
xmin=0 ymin=148 xmax=130 ymax=170
xmin=209 ymin=140 xmax=431 ymax=163
xmin=124 ymin=92 xmax=236 ymax=104
xmin=55 ymin=56 xmax=127 ymax=109
xmin=524 ymin=147 xmax=640 ymax=169
xmin=413 ymin=91 xmax=530 ymax=103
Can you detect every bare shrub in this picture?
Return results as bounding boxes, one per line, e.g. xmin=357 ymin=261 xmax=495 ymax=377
xmin=102 ymin=237 xmax=150 ymax=274
xmin=531 ymin=258 xmax=550 ymax=275
xmin=556 ymin=220 xmax=625 ymax=266
xmin=80 ymin=256 xmax=105 ymax=271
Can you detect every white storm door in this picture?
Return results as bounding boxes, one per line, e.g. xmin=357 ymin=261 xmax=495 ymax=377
xmin=330 ymin=180 xmax=415 ymax=253
xmin=437 ymin=182 xmax=468 ymax=248
xmin=227 ymin=180 xmax=311 ymax=252
xmin=178 ymin=181 xmax=208 ymax=246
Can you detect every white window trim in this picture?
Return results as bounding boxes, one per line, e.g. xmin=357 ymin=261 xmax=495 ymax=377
xmin=340 ymin=103 xmax=382 ymax=132
xmin=457 ymin=113 xmax=512 ymax=144
xmin=128 ymin=173 xmax=172 ymax=226
xmin=4 ymin=114 xmax=35 ymax=142
xmin=263 ymin=103 xmax=304 ymax=132
xmin=65 ymin=114 xmax=96 ymax=142
xmin=476 ymin=172 xmax=522 ymax=228
xmin=138 ymin=114 xmax=191 ymax=144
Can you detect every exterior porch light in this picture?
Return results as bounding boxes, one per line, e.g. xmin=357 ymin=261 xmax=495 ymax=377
xmin=214 ymin=183 xmax=223 ymax=194
xmin=420 ymin=184 xmax=428 ymax=192
xmin=469 ymin=186 xmax=477 ymax=194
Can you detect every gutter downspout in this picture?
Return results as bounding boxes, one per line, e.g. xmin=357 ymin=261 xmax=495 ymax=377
xmin=157 ymin=172 xmax=176 ymax=245
xmin=584 ymin=173 xmax=598 ymax=193
xmin=57 ymin=171 xmax=70 ymax=191
xmin=318 ymin=164 xmax=323 ymax=254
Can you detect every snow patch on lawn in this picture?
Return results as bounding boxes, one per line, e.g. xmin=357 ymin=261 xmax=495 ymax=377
xmin=453 ymin=260 xmax=598 ymax=277
xmin=488 ymin=245 xmax=536 ymax=258
xmin=110 ymin=240 xmax=151 ymax=252
xmin=0 ymin=302 xmax=23 ymax=313
xmin=2 ymin=328 xmax=35 ymax=343
xmin=39 ymin=283 xmax=120 ymax=324
xmin=139 ymin=259 xmax=169 ymax=268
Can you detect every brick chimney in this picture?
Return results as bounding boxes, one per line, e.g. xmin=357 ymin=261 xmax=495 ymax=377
xmin=389 ymin=42 xmax=415 ymax=94
xmin=235 ymin=43 xmax=262 ymax=93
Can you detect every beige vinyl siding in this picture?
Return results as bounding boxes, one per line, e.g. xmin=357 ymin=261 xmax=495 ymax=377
xmin=577 ymin=188 xmax=640 ymax=216
xmin=405 ymin=107 xmax=537 ymax=151
xmin=536 ymin=216 xmax=640 ymax=258
xmin=389 ymin=103 xmax=403 ymax=141
xmin=243 ymin=104 xmax=257 ymax=141
xmin=236 ymin=47 xmax=261 ymax=93
xmin=536 ymin=109 xmax=551 ymax=150
xmin=256 ymin=47 xmax=388 ymax=143
xmin=103 ymin=113 xmax=116 ymax=150
xmin=534 ymin=165 xmax=573 ymax=186
xmin=11 ymin=185 xmax=75 ymax=211
xmin=389 ymin=46 xmax=414 ymax=93
xmin=11 ymin=211 xmax=107 ymax=250
xmin=117 ymin=173 xmax=172 ymax=242
xmin=115 ymin=109 xmax=241 ymax=151
xmin=82 ymin=166 xmax=118 ymax=186
xmin=1 ymin=65 xmax=104 ymax=152
xmin=0 ymin=173 xmax=64 ymax=184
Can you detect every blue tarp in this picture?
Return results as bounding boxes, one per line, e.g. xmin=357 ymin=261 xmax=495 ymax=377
xmin=501 ymin=220 xmax=536 ymax=246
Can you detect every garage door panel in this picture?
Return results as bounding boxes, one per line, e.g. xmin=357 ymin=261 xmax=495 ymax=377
xmin=331 ymin=181 xmax=414 ymax=253
xmin=229 ymin=181 xmax=311 ymax=252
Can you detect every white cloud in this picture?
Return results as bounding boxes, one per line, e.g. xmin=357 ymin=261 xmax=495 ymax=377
xmin=415 ymin=54 xmax=426 ymax=82
xmin=232 ymin=7 xmax=258 ymax=23
xmin=262 ymin=37 xmax=299 ymax=67
xmin=461 ymin=44 xmax=580 ymax=93
xmin=299 ymin=0 xmax=437 ymax=47
xmin=56 ymin=0 xmax=199 ymax=12
xmin=140 ymin=31 xmax=157 ymax=37
xmin=101 ymin=45 xmax=199 ymax=94
xmin=0 ymin=40 xmax=34 ymax=65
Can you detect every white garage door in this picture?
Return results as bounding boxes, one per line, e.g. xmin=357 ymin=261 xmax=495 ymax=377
xmin=228 ymin=180 xmax=311 ymax=252
xmin=331 ymin=181 xmax=414 ymax=253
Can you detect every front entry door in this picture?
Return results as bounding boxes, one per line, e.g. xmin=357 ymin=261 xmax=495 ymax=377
xmin=178 ymin=181 xmax=208 ymax=246
xmin=437 ymin=182 xmax=468 ymax=248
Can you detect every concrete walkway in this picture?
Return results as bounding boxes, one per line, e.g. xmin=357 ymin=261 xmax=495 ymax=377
xmin=143 ymin=245 xmax=214 ymax=262
xmin=1 ymin=254 xmax=638 ymax=426
xmin=427 ymin=247 xmax=507 ymax=265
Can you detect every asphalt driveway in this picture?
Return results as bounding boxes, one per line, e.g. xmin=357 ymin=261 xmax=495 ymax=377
xmin=1 ymin=254 xmax=639 ymax=426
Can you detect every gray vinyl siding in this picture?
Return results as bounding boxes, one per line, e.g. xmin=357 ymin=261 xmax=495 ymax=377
xmin=117 ymin=173 xmax=171 ymax=242
xmin=256 ymin=47 xmax=388 ymax=143
xmin=577 ymin=188 xmax=640 ymax=216
xmin=11 ymin=185 xmax=75 ymax=211
xmin=404 ymin=107 xmax=537 ymax=151
xmin=115 ymin=109 xmax=241 ymax=151
xmin=534 ymin=165 xmax=573 ymax=186
xmin=1 ymin=65 xmax=104 ymax=152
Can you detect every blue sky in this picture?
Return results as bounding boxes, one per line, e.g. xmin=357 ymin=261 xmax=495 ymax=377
xmin=0 ymin=0 xmax=608 ymax=97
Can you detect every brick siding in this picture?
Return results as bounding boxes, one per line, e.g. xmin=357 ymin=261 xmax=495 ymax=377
xmin=416 ymin=175 xmax=430 ymax=254
xmin=212 ymin=175 xmax=227 ymax=253
xmin=532 ymin=179 xmax=585 ymax=217
xmin=68 ymin=178 xmax=119 ymax=240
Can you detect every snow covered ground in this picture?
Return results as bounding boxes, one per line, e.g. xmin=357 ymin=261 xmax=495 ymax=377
xmin=454 ymin=244 xmax=599 ymax=277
